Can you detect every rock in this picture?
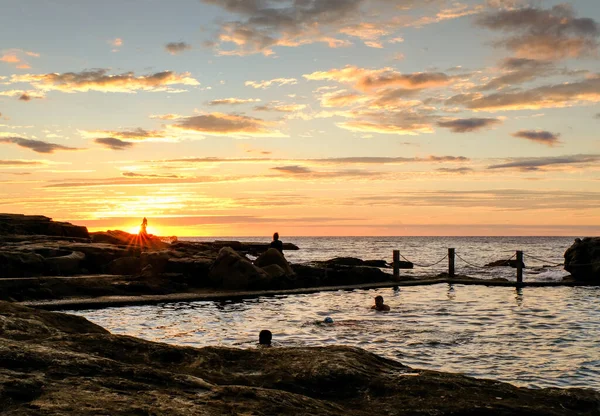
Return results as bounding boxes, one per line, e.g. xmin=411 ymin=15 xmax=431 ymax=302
xmin=1 ymin=301 xmax=599 ymax=415
xmin=485 ymin=259 xmax=525 ymax=268
xmin=165 ymin=258 xmax=213 ymax=286
xmin=45 ymin=251 xmax=86 ymax=275
xmin=209 ymin=247 xmax=271 ymax=290
xmin=107 ymin=256 xmax=142 ymax=275
xmin=319 ymin=257 xmax=400 ymax=269
xmin=0 ymin=214 xmax=89 ymax=238
xmin=90 ymin=230 xmax=169 ymax=249
xmin=141 ymin=250 xmax=171 ymax=275
xmin=254 ymin=248 xmax=294 ymax=275
xmin=0 ymin=251 xmax=45 ymax=278
xmin=564 ymin=237 xmax=600 ymax=281
xmin=261 ymin=263 xmax=287 ymax=279
xmin=293 ymin=263 xmax=390 ymax=286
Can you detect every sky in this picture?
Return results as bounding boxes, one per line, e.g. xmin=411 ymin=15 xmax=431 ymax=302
xmin=1 ymin=0 xmax=600 ymax=237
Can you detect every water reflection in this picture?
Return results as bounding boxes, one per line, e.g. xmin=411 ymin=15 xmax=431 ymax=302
xmin=515 ymin=288 xmax=524 ymax=307
xmin=70 ymin=284 xmax=600 ymax=391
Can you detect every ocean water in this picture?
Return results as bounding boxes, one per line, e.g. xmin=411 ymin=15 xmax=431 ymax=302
xmin=183 ymin=236 xmax=576 ymax=282
xmin=69 ymin=237 xmax=600 ymax=390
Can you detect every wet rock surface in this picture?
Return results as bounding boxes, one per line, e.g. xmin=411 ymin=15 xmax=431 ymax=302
xmin=564 ymin=237 xmax=600 ymax=281
xmin=1 ymin=301 xmax=599 ymax=415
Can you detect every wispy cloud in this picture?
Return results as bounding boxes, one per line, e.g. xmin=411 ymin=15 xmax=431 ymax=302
xmin=165 ymin=42 xmax=192 ymax=55
xmin=305 ymin=66 xmax=452 ymax=91
xmin=0 ymin=137 xmax=81 ymax=153
xmin=437 ymin=118 xmax=502 ymax=133
xmin=170 ymin=113 xmax=286 ymax=137
xmin=94 ymin=137 xmax=135 ymax=150
xmin=254 ymin=102 xmax=306 ymax=112
xmin=477 ymin=4 xmax=600 ymax=60
xmin=11 ymin=69 xmax=199 ymax=93
xmin=208 ymin=97 xmax=261 ymax=105
xmin=447 ymin=76 xmax=600 ymax=111
xmin=511 ymin=130 xmax=561 ymax=147
xmin=488 ymin=154 xmax=599 ymax=171
xmin=245 ymin=78 xmax=297 ymax=89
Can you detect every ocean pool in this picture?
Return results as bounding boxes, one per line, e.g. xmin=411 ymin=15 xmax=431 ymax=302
xmin=70 ymin=284 xmax=600 ymax=390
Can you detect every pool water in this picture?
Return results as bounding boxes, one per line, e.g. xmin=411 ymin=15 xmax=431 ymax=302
xmin=70 ymin=284 xmax=600 ymax=390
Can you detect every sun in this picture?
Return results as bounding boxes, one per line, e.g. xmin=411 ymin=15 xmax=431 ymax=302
xmin=128 ymin=225 xmax=160 ymax=236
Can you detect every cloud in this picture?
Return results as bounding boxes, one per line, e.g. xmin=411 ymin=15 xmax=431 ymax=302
xmin=82 ymin=128 xmax=167 ymax=141
xmin=149 ymin=113 xmax=185 ymax=120
xmin=319 ymin=90 xmax=367 ymax=108
xmin=436 ymin=167 xmax=474 ymax=174
xmin=122 ymin=172 xmax=182 ymax=178
xmin=511 ymin=130 xmax=561 ymax=147
xmin=488 ymin=154 xmax=600 ymax=171
xmin=475 ymin=58 xmax=557 ymax=91
xmin=201 ymin=0 xmax=465 ymax=56
xmin=337 ymin=110 xmax=435 ymax=135
xmin=254 ymin=102 xmax=306 ymax=112
xmin=0 ymin=159 xmax=47 ymax=166
xmin=304 ymin=66 xmax=452 ymax=91
xmin=437 ymin=117 xmax=502 ymax=133
xmin=409 ymin=2 xmax=483 ymax=27
xmin=170 ymin=113 xmax=285 ymax=137
xmin=165 ymin=42 xmax=192 ymax=54
xmin=448 ymin=76 xmax=600 ymax=111
xmin=271 ymin=165 xmax=312 ymax=174
xmin=594 ymin=113 xmax=600 ymax=119
xmin=95 ymin=137 xmax=135 ymax=150
xmin=476 ymin=4 xmax=600 ymax=60
xmin=110 ymin=38 xmax=123 ymax=47
xmin=245 ymin=78 xmax=297 ymax=89
xmin=0 ymin=49 xmax=39 ymax=68
xmin=208 ymin=97 xmax=261 ymax=105
xmin=0 ymin=90 xmax=44 ymax=100
xmin=0 ymin=137 xmax=81 ymax=153
xmin=11 ymin=69 xmax=199 ymax=93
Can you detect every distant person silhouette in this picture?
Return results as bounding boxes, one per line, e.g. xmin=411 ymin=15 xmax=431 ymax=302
xmin=371 ymin=295 xmax=390 ymax=312
xmin=258 ymin=329 xmax=272 ymax=347
xmin=270 ymin=232 xmax=283 ymax=253
xmin=140 ymin=217 xmax=148 ymax=235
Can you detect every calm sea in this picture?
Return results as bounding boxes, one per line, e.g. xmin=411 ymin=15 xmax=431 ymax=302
xmin=182 ymin=236 xmax=577 ymax=282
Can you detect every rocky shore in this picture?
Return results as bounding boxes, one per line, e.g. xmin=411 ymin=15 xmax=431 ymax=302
xmin=2 ymin=301 xmax=599 ymax=415
xmin=1 ymin=214 xmax=598 ymax=306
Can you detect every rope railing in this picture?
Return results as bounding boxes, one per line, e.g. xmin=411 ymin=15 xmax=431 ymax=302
xmin=523 ymin=253 xmax=563 ymax=267
xmin=455 ymin=252 xmax=497 ymax=269
xmin=400 ymin=253 xmax=447 ymax=268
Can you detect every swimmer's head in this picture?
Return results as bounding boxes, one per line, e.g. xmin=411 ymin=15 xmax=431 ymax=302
xmin=259 ymin=329 xmax=272 ymax=345
xmin=375 ymin=295 xmax=384 ymax=306
xmin=324 ymin=317 xmax=334 ymax=324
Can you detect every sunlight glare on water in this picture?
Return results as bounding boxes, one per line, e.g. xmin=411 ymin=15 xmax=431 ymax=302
xmin=71 ymin=284 xmax=600 ymax=390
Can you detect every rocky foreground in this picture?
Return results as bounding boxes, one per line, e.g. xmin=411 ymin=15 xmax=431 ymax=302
xmin=1 ymin=301 xmax=599 ymax=415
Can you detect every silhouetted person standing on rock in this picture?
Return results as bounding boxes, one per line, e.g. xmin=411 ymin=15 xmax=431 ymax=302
xmin=270 ymin=232 xmax=283 ymax=253
xmin=140 ymin=217 xmax=148 ymax=235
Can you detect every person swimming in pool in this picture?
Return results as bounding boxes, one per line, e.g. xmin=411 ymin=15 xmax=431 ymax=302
xmin=371 ymin=295 xmax=390 ymax=312
xmin=258 ymin=329 xmax=272 ymax=347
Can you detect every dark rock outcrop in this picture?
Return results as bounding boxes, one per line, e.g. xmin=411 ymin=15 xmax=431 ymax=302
xmin=254 ymin=247 xmax=294 ymax=275
xmin=209 ymin=247 xmax=271 ymax=290
xmin=564 ymin=237 xmax=600 ymax=281
xmin=1 ymin=301 xmax=599 ymax=415
xmin=0 ymin=213 xmax=89 ymax=238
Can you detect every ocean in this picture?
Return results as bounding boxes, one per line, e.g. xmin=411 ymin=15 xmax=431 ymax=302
xmin=182 ymin=236 xmax=577 ymax=282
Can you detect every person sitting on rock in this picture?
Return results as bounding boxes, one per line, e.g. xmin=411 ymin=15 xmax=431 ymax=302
xmin=270 ymin=232 xmax=284 ymax=253
xmin=258 ymin=329 xmax=272 ymax=347
xmin=371 ymin=295 xmax=390 ymax=312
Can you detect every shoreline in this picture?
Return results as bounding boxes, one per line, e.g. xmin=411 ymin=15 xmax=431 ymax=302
xmin=21 ymin=277 xmax=598 ymax=311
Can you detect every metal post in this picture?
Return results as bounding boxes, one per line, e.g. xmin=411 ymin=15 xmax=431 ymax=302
xmin=448 ymin=248 xmax=455 ymax=277
xmin=516 ymin=250 xmax=523 ymax=285
xmin=393 ymin=250 xmax=400 ymax=279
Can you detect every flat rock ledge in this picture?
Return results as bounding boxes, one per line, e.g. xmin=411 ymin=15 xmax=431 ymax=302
xmin=1 ymin=301 xmax=599 ymax=416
